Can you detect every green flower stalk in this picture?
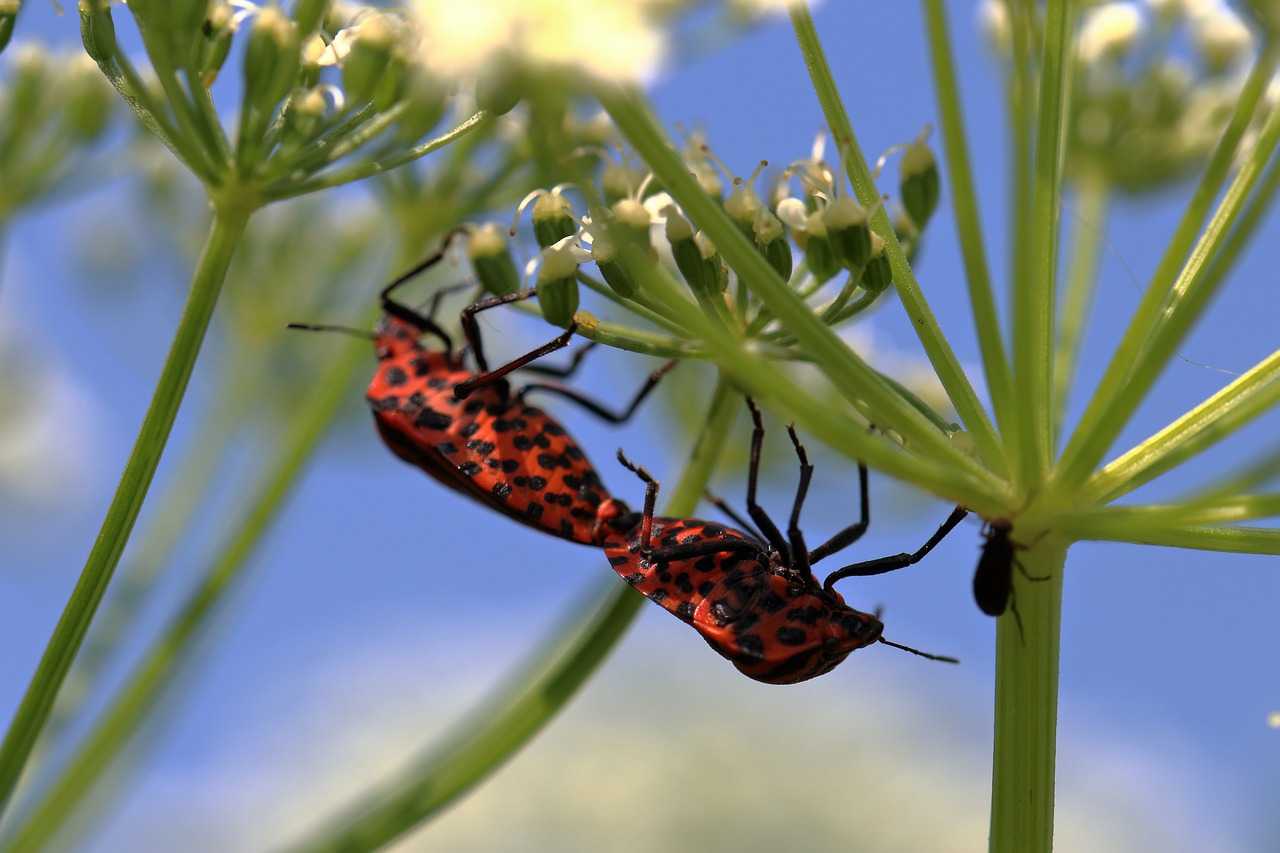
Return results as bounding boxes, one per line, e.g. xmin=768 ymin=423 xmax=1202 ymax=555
xmin=6 ymin=1 xmax=1280 ymax=850
xmin=0 ymin=0 xmax=504 ymax=823
xmin=272 ymin=3 xmax=1280 ymax=850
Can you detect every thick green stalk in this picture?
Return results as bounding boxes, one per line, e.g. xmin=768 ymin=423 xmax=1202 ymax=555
xmin=989 ymin=534 xmax=1067 ymax=853
xmin=922 ymin=0 xmax=1015 ymax=452
xmin=0 ymin=204 xmax=250 ymax=823
xmin=0 ymin=332 xmax=370 ymax=853
xmin=788 ymin=5 xmax=1004 ymax=473
xmin=282 ymin=380 xmax=742 ymax=853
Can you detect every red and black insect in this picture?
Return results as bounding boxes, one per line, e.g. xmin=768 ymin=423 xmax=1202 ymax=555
xmin=600 ymin=400 xmax=964 ymax=684
xmin=293 ymin=234 xmax=669 ymax=546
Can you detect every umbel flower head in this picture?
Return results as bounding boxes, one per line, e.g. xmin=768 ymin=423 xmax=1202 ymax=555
xmin=451 ymin=128 xmax=950 ymax=422
xmin=980 ymin=0 xmax=1262 ymax=192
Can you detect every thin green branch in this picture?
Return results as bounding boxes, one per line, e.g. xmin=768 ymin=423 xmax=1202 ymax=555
xmin=1053 ymin=175 xmax=1109 ymax=432
xmin=0 ymin=332 xmax=371 ymax=852
xmin=1055 ymin=518 xmax=1280 ymax=554
xmin=788 ymin=5 xmax=1004 ymax=473
xmin=1012 ymin=0 xmax=1071 ymax=485
xmin=267 ymin=110 xmax=493 ymax=201
xmin=922 ymin=0 xmax=1015 ymax=454
xmin=280 ymin=381 xmax=742 ymax=853
xmin=1054 ymin=42 xmax=1280 ymax=492
xmin=1086 ymin=349 xmax=1280 ymax=504
xmin=597 ymin=84 xmax=995 ymax=492
xmin=1060 ymin=497 xmax=1280 ymax=529
xmin=0 ymin=203 xmax=252 ymax=823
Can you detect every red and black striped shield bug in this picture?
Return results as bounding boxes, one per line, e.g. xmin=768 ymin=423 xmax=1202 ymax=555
xmin=291 ymin=233 xmax=671 ymax=546
xmin=601 ymin=399 xmax=960 ymax=684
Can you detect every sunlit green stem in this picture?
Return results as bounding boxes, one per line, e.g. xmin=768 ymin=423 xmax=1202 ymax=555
xmin=38 ymin=374 xmax=248 ymax=756
xmin=788 ymin=4 xmax=1003 ymax=473
xmin=1054 ymin=41 xmax=1280 ymax=492
xmin=1012 ymin=0 xmax=1071 ymax=486
xmin=0 ymin=332 xmax=369 ymax=853
xmin=922 ymin=0 xmax=1014 ymax=448
xmin=990 ymin=534 xmax=1066 ymax=853
xmin=1085 ymin=349 xmax=1280 ymax=504
xmin=597 ymin=85 xmax=990 ymax=487
xmin=281 ymin=380 xmax=742 ymax=853
xmin=1053 ymin=174 xmax=1108 ymax=430
xmin=0 ymin=203 xmax=251 ymax=823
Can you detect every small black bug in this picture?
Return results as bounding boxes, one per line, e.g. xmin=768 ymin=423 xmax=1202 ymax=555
xmin=973 ymin=520 xmax=1048 ymax=639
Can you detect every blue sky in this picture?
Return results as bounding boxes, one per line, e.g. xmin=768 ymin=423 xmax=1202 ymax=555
xmin=2 ymin=2 xmax=1278 ymax=850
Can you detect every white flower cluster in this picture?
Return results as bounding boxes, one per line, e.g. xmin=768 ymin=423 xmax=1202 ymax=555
xmin=977 ymin=0 xmax=1262 ymax=191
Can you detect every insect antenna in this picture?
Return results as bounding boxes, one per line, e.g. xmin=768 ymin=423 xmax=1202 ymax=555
xmin=878 ymin=637 xmax=959 ymax=664
xmin=286 ymin=322 xmax=376 ymax=340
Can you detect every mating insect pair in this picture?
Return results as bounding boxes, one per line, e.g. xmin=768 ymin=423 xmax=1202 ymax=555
xmin=296 ymin=238 xmax=1035 ymax=683
xmin=292 ymin=232 xmax=670 ymax=547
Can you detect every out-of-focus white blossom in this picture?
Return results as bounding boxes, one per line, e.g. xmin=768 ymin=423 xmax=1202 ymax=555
xmin=411 ymin=0 xmax=666 ymax=82
xmin=977 ymin=0 xmax=1011 ymax=53
xmin=1079 ymin=2 xmax=1146 ymax=64
xmin=1189 ymin=5 xmax=1254 ymax=70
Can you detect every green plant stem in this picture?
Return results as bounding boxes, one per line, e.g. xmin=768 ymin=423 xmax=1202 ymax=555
xmin=0 ymin=204 xmax=250 ymax=823
xmin=788 ymin=5 xmax=1004 ymax=473
xmin=1086 ymin=349 xmax=1280 ymax=504
xmin=614 ymin=237 xmax=1005 ymax=507
xmin=1055 ymin=518 xmax=1280 ymax=553
xmin=267 ymin=110 xmax=493 ymax=201
xmin=1054 ymin=42 xmax=1280 ymax=492
xmin=38 ymin=375 xmax=247 ymax=756
xmin=990 ymin=533 xmax=1067 ymax=853
xmin=1013 ymin=0 xmax=1071 ymax=485
xmin=0 ymin=331 xmax=370 ymax=853
xmin=282 ymin=379 xmax=742 ymax=853
xmin=597 ymin=85 xmax=992 ymax=488
xmin=1053 ymin=174 xmax=1108 ymax=430
xmin=921 ymin=0 xmax=1014 ymax=449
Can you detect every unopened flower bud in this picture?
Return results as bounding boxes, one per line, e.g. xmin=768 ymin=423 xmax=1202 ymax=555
xmin=803 ymin=217 xmax=840 ymax=285
xmin=342 ymin=14 xmax=394 ymax=105
xmin=589 ymin=235 xmax=637 ymax=299
xmin=666 ymin=208 xmax=712 ymax=296
xmin=244 ymin=5 xmax=301 ymax=112
xmin=859 ymin=233 xmax=892 ymax=295
xmin=610 ymin=197 xmax=651 ymax=248
xmin=823 ymin=196 xmax=871 ymax=270
xmin=0 ymin=0 xmax=16 ymax=56
xmin=79 ymin=0 xmax=117 ymax=63
xmin=469 ymin=223 xmax=520 ymax=296
xmin=293 ymin=0 xmax=329 ymax=35
xmin=194 ymin=3 xmax=235 ymax=87
xmin=601 ymin=160 xmax=645 ymax=206
xmin=532 ymin=189 xmax=577 ymax=249
xmin=723 ymin=183 xmax=759 ymax=244
xmin=537 ymin=246 xmax=581 ymax=328
xmin=900 ymin=140 xmax=939 ymax=228
xmin=281 ymin=86 xmax=326 ymax=148
xmin=64 ymin=56 xmax=112 ymax=139
xmin=754 ymin=209 xmax=792 ymax=281
xmin=475 ymin=51 xmax=522 ymax=116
